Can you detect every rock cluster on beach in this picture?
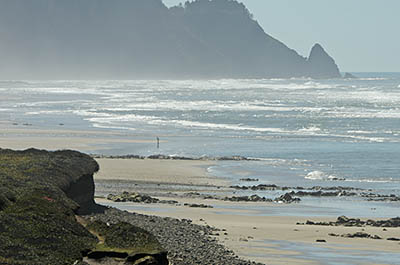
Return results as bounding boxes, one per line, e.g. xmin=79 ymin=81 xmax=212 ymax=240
xmin=230 ymin=184 xmax=363 ymax=193
xmin=275 ymin=193 xmax=301 ymax=203
xmin=329 ymin=232 xmax=382 ymax=240
xmin=230 ymin=183 xmax=400 ymax=203
xmin=107 ymin=191 xmax=178 ymax=205
xmin=223 ymin=194 xmax=273 ymax=202
xmin=107 ymin=191 xmax=301 ymax=205
xmin=302 ymin=215 xmax=400 ymax=228
xmin=361 ymin=192 xmax=400 ymax=202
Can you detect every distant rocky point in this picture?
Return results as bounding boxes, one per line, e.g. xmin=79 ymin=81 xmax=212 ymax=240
xmin=0 ymin=0 xmax=342 ymax=79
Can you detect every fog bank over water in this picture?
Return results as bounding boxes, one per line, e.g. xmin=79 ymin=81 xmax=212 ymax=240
xmin=0 ymin=0 xmax=340 ymax=79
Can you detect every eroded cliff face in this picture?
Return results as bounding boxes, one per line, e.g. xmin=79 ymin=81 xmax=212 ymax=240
xmin=65 ymin=173 xmax=97 ymax=214
xmin=0 ymin=148 xmax=100 ymax=264
xmin=0 ymin=148 xmax=167 ymax=264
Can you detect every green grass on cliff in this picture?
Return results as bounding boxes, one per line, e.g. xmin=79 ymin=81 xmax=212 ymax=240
xmin=0 ymin=148 xmax=99 ymax=265
xmin=0 ymin=148 xmax=167 ymax=265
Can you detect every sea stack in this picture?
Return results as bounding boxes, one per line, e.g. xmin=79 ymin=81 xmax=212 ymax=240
xmin=307 ymin=43 xmax=341 ymax=79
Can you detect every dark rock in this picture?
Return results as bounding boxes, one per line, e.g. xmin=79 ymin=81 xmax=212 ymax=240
xmin=239 ymin=178 xmax=259 ymax=182
xmin=343 ymin=232 xmax=371 ymax=238
xmin=362 ymin=192 xmax=400 ymax=202
xmin=223 ymin=194 xmax=272 ymax=202
xmin=343 ymin=72 xmax=357 ymax=79
xmin=292 ymin=190 xmax=356 ymax=197
xmin=274 ymin=193 xmax=301 ymax=203
xmin=341 ymin=232 xmax=381 ymax=239
xmin=337 ymin=216 xmax=350 ymax=224
xmin=184 ymin=203 xmax=213 ymax=208
xmin=217 ymin=156 xmax=252 ymax=161
xmin=159 ymin=200 xmax=179 ymax=205
xmin=305 ymin=216 xmax=400 ymax=228
xmin=316 ymin=239 xmax=326 ymax=243
xmin=387 ymin=238 xmax=400 ymax=241
xmin=107 ymin=192 xmax=160 ymax=204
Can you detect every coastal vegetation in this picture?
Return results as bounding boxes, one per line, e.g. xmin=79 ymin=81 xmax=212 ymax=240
xmin=0 ymin=148 xmax=167 ymax=265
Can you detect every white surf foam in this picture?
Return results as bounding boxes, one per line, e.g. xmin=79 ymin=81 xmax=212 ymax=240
xmin=344 ymin=178 xmax=400 ymax=184
xmin=305 ymin=171 xmax=340 ymax=181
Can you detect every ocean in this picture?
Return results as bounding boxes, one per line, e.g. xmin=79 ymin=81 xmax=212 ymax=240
xmin=1 ymin=73 xmax=400 ymax=217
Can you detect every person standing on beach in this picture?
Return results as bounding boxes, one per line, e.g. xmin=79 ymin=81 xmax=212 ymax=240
xmin=156 ymin=137 xmax=160 ymax=149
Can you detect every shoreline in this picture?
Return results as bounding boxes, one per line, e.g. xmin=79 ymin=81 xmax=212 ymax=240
xmin=96 ymin=198 xmax=400 ymax=264
xmin=93 ymin=158 xmax=400 ymax=265
xmin=1 ymin=126 xmax=399 ymax=264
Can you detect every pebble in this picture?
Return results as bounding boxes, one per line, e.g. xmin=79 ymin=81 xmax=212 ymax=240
xmin=86 ymin=208 xmax=265 ymax=265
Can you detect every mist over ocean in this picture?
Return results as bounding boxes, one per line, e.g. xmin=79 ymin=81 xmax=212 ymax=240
xmin=1 ymin=73 xmax=400 ymax=217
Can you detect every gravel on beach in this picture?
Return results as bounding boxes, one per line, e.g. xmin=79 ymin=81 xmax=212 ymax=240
xmin=86 ymin=208 xmax=264 ymax=265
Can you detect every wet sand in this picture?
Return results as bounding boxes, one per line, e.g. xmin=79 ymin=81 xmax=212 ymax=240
xmin=94 ymin=159 xmax=400 ymax=265
xmin=0 ymin=123 xmax=156 ymax=151
xmin=2 ymin=124 xmax=399 ymax=264
xmin=95 ymin=158 xmax=224 ymax=186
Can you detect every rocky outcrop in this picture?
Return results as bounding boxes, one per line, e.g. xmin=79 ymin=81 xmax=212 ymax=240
xmin=85 ymin=221 xmax=168 ymax=265
xmin=307 ymin=43 xmax=341 ymax=79
xmin=0 ymin=148 xmax=100 ymax=264
xmin=274 ymin=193 xmax=301 ymax=203
xmin=0 ymin=148 xmax=168 ymax=265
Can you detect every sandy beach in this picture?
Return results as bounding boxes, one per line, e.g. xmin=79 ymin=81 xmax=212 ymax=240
xmin=95 ymin=158 xmax=224 ymax=186
xmin=94 ymin=158 xmax=400 ymax=265
xmin=0 ymin=122 xmax=156 ymax=151
xmin=2 ymin=124 xmax=400 ymax=264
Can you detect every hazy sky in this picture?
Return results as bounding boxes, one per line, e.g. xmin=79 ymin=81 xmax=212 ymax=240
xmin=163 ymin=0 xmax=400 ymax=72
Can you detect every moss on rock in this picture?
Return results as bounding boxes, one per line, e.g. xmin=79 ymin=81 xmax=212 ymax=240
xmin=87 ymin=221 xmax=164 ymax=254
xmin=0 ymin=148 xmax=169 ymax=265
xmin=0 ymin=148 xmax=99 ymax=264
